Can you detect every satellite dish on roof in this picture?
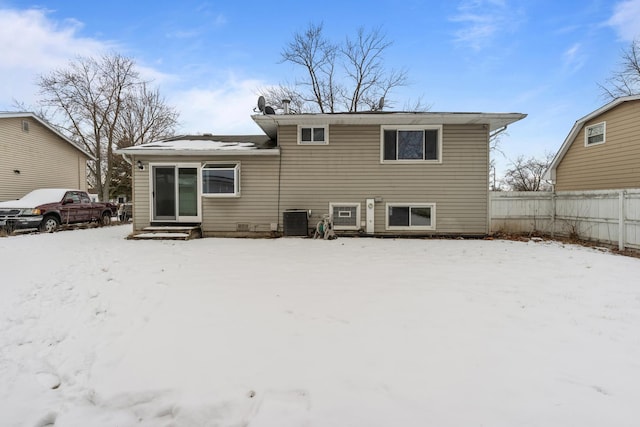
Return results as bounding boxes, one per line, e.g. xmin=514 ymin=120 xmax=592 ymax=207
xmin=257 ymin=96 xmax=266 ymax=112
xmin=378 ymin=96 xmax=385 ymax=111
xmin=264 ymin=105 xmax=276 ymax=115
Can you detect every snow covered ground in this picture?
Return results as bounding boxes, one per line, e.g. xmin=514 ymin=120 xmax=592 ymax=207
xmin=1 ymin=225 xmax=640 ymax=427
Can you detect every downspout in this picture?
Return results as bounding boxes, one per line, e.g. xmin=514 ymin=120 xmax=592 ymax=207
xmin=488 ymin=125 xmax=509 ymax=234
xmin=120 ymin=153 xmax=133 ymax=165
xmin=489 ymin=125 xmax=508 ymax=140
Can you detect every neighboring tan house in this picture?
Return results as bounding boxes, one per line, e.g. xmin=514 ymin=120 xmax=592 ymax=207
xmin=546 ymin=95 xmax=640 ymax=191
xmin=0 ymin=112 xmax=93 ymax=201
xmin=118 ymin=109 xmax=526 ymax=237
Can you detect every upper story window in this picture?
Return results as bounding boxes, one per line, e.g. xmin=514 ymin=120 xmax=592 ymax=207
xmin=202 ymin=163 xmax=240 ymax=197
xmin=22 ymin=120 xmax=29 ymax=133
xmin=381 ymin=125 xmax=442 ymax=163
xmin=298 ymin=125 xmax=328 ymax=145
xmin=585 ymin=122 xmax=605 ymax=146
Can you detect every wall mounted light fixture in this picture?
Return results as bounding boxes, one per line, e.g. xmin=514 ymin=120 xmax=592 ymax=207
xmin=137 ymin=160 xmax=144 ymax=170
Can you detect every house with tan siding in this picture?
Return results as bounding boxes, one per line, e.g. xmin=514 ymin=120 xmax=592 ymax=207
xmin=546 ymin=95 xmax=640 ymax=191
xmin=0 ymin=112 xmax=93 ymax=202
xmin=118 ymin=109 xmax=525 ymax=237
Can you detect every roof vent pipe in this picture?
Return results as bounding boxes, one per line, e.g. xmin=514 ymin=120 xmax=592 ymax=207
xmin=282 ymin=99 xmax=290 ymax=114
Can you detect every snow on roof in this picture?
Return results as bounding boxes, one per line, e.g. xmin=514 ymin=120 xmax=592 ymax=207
xmin=0 ymin=188 xmax=72 ymax=208
xmin=116 ymin=137 xmax=279 ymax=156
xmin=138 ymin=139 xmax=258 ymax=150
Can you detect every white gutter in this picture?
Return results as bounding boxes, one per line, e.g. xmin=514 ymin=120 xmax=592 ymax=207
xmin=115 ymin=148 xmax=280 ymax=156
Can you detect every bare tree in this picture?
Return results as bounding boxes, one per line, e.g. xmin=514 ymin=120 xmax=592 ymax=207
xmin=267 ymin=23 xmax=412 ymax=113
xmin=37 ymin=53 xmax=178 ymax=201
xmin=599 ymin=38 xmax=640 ymax=100
xmin=489 ymin=128 xmax=507 ymax=191
xmin=502 ymin=153 xmax=554 ymax=191
xmin=280 ymin=23 xmax=338 ymax=113
xmin=342 ymin=27 xmax=407 ymax=112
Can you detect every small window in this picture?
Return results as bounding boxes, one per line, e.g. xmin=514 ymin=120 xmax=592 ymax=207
xmin=202 ymin=163 xmax=240 ymax=197
xmin=386 ymin=203 xmax=435 ymax=230
xmin=381 ymin=125 xmax=441 ymax=162
xmin=298 ymin=125 xmax=328 ymax=144
xmin=329 ymin=203 xmax=361 ymax=230
xmin=585 ymin=122 xmax=605 ymax=146
xmin=22 ymin=120 xmax=29 ymax=132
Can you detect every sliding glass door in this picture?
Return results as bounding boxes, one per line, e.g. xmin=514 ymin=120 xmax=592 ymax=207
xmin=152 ymin=164 xmax=201 ymax=222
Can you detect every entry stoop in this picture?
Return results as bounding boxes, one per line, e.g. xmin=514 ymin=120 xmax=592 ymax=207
xmin=131 ymin=225 xmax=202 ymax=241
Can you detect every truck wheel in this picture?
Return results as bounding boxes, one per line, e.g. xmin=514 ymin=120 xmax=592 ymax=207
xmin=40 ymin=216 xmax=60 ymax=233
xmin=100 ymin=212 xmax=112 ymax=226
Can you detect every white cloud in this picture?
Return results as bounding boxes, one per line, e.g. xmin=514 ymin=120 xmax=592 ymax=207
xmin=450 ymin=0 xmax=522 ymax=51
xmin=608 ymin=0 xmax=640 ymax=41
xmin=169 ymin=74 xmax=266 ymax=135
xmin=563 ymin=43 xmax=586 ymax=73
xmin=0 ymin=8 xmax=113 ymax=109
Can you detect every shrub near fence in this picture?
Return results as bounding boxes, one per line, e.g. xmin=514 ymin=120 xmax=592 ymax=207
xmin=490 ymin=189 xmax=640 ymax=251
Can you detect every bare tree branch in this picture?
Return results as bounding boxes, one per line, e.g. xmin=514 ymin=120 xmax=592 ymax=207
xmin=267 ymin=23 xmax=417 ymax=113
xmin=600 ymin=38 xmax=640 ymax=100
xmin=502 ymin=153 xmax=554 ymax=191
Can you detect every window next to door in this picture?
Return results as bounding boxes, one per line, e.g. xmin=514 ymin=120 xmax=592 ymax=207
xmin=202 ymin=163 xmax=240 ymax=196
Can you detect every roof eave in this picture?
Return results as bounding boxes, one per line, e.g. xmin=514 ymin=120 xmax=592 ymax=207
xmin=251 ymin=112 xmax=527 ymax=139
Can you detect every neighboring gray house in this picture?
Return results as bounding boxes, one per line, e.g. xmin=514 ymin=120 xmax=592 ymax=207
xmin=118 ymin=109 xmax=525 ymax=237
xmin=0 ymin=112 xmax=93 ymax=202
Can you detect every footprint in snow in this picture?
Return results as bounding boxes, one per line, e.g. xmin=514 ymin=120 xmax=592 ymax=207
xmin=36 ymin=371 xmax=61 ymax=390
xmin=33 ymin=412 xmax=57 ymax=427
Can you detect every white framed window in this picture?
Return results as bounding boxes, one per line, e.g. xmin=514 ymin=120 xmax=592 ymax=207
xmin=381 ymin=125 xmax=442 ymax=163
xmin=585 ymin=122 xmax=605 ymax=146
xmin=202 ymin=163 xmax=240 ymax=197
xmin=385 ymin=203 xmax=435 ymax=231
xmin=298 ymin=125 xmax=328 ymax=145
xmin=329 ymin=202 xmax=361 ymax=230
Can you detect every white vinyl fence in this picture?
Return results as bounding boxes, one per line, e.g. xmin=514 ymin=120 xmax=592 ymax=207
xmin=490 ymin=189 xmax=640 ymax=251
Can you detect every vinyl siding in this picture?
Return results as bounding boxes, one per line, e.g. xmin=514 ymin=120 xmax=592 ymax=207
xmin=278 ymin=123 xmax=490 ymax=235
xmin=556 ymin=100 xmax=640 ymax=191
xmin=0 ymin=117 xmax=89 ymax=201
xmin=131 ymin=155 xmax=280 ymax=234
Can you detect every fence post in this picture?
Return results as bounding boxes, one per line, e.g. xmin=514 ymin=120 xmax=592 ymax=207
xmin=551 ymin=192 xmax=556 ymax=238
xmin=619 ymin=190 xmax=626 ymax=251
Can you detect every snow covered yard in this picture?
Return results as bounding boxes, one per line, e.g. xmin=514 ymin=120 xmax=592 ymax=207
xmin=1 ymin=226 xmax=640 ymax=427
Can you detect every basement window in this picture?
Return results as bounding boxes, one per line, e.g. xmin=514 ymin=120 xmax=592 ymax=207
xmin=329 ymin=203 xmax=361 ymax=230
xmin=386 ymin=203 xmax=435 ymax=231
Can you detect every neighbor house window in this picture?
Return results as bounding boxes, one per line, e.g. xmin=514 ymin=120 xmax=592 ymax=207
xmin=202 ymin=163 xmax=240 ymax=196
xmin=329 ymin=203 xmax=361 ymax=230
xmin=386 ymin=203 xmax=435 ymax=230
xmin=298 ymin=125 xmax=328 ymax=144
xmin=585 ymin=122 xmax=605 ymax=146
xmin=22 ymin=120 xmax=29 ymax=132
xmin=381 ymin=125 xmax=442 ymax=162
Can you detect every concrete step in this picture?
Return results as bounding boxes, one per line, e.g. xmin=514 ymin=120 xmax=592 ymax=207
xmin=130 ymin=225 xmax=202 ymax=240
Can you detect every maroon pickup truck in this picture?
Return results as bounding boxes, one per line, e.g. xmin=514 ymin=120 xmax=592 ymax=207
xmin=0 ymin=189 xmax=117 ymax=233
